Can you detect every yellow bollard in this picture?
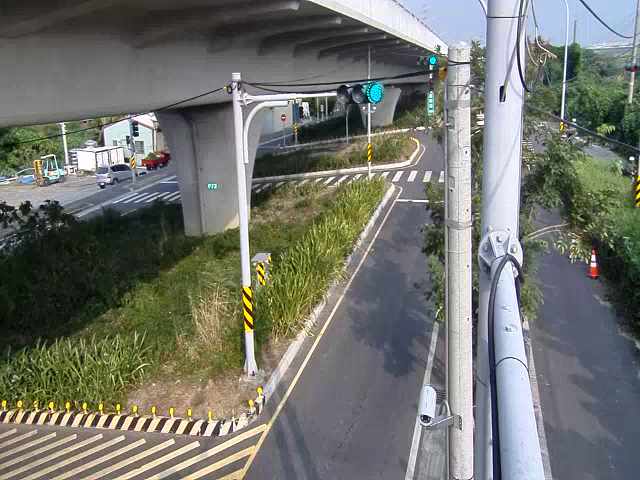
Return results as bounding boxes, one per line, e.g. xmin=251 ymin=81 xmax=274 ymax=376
xmin=82 ymin=402 xmax=88 ymax=414
xmin=65 ymin=402 xmax=71 ymax=413
xmin=207 ymin=410 xmax=213 ymax=423
xmin=116 ymin=403 xmax=121 ymax=415
xmin=1 ymin=400 xmax=6 ymax=411
xmin=132 ymin=405 xmax=139 ymax=416
xmin=32 ymin=400 xmax=39 ymax=411
xmin=169 ymin=407 xmax=175 ymax=418
xmin=48 ymin=401 xmax=54 ymax=412
xmin=187 ymin=408 xmax=193 ymax=420
xmin=98 ymin=402 xmax=104 ymax=415
xmin=151 ymin=405 xmax=157 ymax=417
xmin=17 ymin=400 xmax=23 ymax=411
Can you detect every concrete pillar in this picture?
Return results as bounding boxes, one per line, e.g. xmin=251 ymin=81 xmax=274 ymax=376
xmin=359 ymin=86 xmax=402 ymax=128
xmin=157 ymin=102 xmax=264 ymax=236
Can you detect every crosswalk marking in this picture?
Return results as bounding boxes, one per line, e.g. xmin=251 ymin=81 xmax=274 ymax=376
xmin=112 ymin=192 xmax=140 ymax=204
xmin=142 ymin=192 xmax=163 ymax=203
xmin=438 ymin=171 xmax=444 ymax=183
xmin=349 ymin=174 xmax=363 ymax=183
xmin=380 ymin=171 xmax=390 ymax=179
xmin=187 ymin=446 xmax=255 ymax=480
xmin=133 ymin=192 xmax=156 ymax=203
xmin=118 ymin=441 xmax=201 ymax=480
xmin=298 ymin=179 xmax=310 ymax=186
xmin=275 ymin=181 xmax=286 ymax=188
xmin=314 ymin=177 xmax=324 ymax=183
xmin=0 ymin=434 xmax=101 ymax=479
xmin=392 ymin=171 xmax=403 ymax=182
xmin=52 ymin=438 xmax=146 ymax=480
xmin=216 ymin=469 xmax=244 ymax=480
xmin=323 ymin=176 xmax=335 ymax=185
xmin=76 ymin=439 xmax=175 ymax=480
xmin=0 ymin=430 xmax=16 ymax=441
xmin=0 ymin=432 xmax=55 ymax=460
xmin=0 ymin=434 xmax=77 ymax=472
xmin=153 ymin=191 xmax=173 ymax=202
xmin=407 ymin=170 xmax=418 ymax=182
xmin=335 ymin=175 xmax=349 ymax=186
xmin=142 ymin=424 xmax=266 ymax=480
xmin=165 ymin=191 xmax=181 ymax=202
xmin=423 ymin=171 xmax=433 ymax=183
xmin=20 ymin=435 xmax=125 ymax=480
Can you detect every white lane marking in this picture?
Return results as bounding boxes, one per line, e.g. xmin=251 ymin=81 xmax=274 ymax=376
xmin=314 ymin=177 xmax=324 ymax=183
xmin=255 ymin=183 xmax=272 ymax=193
xmin=407 ymin=170 xmax=418 ymax=182
xmin=112 ymin=192 xmax=140 ymax=204
xmin=349 ymin=173 xmax=363 ymax=183
xmin=392 ymin=171 xmax=404 ymax=182
xmin=323 ymin=176 xmax=336 ymax=185
xmin=423 ymin=171 xmax=433 ymax=183
xmin=162 ymin=175 xmax=177 ymax=182
xmin=52 ymin=438 xmax=146 ymax=480
xmin=160 ymin=180 xmax=178 ymax=184
xmin=242 ymin=186 xmax=402 ymax=475
xmin=0 ymin=432 xmax=55 ymax=460
xmin=0 ymin=431 xmax=37 ymax=448
xmin=21 ymin=435 xmax=125 ymax=480
xmin=396 ymin=199 xmax=429 ymax=204
xmin=380 ymin=171 xmax=390 ymax=179
xmin=76 ymin=439 xmax=175 ymax=480
xmin=0 ymin=434 xmax=100 ymax=479
xmin=0 ymin=434 xmax=77 ymax=470
xmin=298 ymin=179 xmax=310 ymax=186
xmin=438 ymin=171 xmax=444 ymax=183
xmin=0 ymin=430 xmax=16 ymax=441
xmin=154 ymin=191 xmax=173 ymax=201
xmin=132 ymin=193 xmax=156 ymax=203
xmin=405 ymin=320 xmax=441 ymax=480
xmin=334 ymin=175 xmax=349 ymax=185
xmin=187 ymin=446 xmax=254 ymax=480
xmin=143 ymin=424 xmax=266 ymax=480
xmin=275 ymin=181 xmax=286 ymax=188
xmin=165 ymin=191 xmax=181 ymax=202
xmin=251 ymin=183 xmax=261 ymax=191
xmin=118 ymin=441 xmax=200 ymax=480
xmin=143 ymin=192 xmax=164 ymax=203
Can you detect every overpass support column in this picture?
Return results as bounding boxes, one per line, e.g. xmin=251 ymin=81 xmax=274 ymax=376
xmin=360 ymin=86 xmax=402 ymax=128
xmin=157 ymin=103 xmax=264 ymax=236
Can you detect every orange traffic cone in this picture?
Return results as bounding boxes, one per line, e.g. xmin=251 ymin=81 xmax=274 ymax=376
xmin=588 ymin=248 xmax=599 ymax=279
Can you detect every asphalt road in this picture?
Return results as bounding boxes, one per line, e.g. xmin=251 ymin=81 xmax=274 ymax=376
xmin=243 ymin=132 xmax=447 ymax=479
xmin=531 ymin=219 xmax=640 ymax=479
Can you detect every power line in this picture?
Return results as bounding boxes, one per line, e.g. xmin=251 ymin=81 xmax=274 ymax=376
xmin=576 ymin=0 xmax=632 ymax=39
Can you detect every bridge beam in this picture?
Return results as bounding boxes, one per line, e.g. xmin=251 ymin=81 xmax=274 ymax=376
xmin=157 ymin=103 xmax=264 ymax=236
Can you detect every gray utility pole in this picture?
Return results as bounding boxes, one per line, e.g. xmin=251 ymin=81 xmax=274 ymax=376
xmin=628 ymin=0 xmax=640 ymax=104
xmin=231 ymin=72 xmax=258 ymax=376
xmin=59 ymin=122 xmax=69 ymax=166
xmin=573 ymin=19 xmax=577 ymax=44
xmin=475 ymin=0 xmax=544 ymax=478
xmin=367 ymin=45 xmax=373 ymax=179
xmin=445 ymin=42 xmax=473 ymax=479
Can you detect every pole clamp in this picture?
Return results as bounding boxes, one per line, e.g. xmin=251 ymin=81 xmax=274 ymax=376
xmin=445 ymin=219 xmax=473 ymax=230
xmin=478 ymin=229 xmax=523 ymax=272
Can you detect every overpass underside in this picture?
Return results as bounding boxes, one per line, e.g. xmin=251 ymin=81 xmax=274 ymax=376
xmin=1 ymin=0 xmax=446 ymax=235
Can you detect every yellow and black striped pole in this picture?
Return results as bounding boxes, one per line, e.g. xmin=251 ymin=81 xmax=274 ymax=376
xmin=367 ymin=142 xmax=373 ymax=179
xmin=256 ymin=262 xmax=266 ymax=287
xmin=635 ymin=175 xmax=640 ymax=208
xmin=242 ymin=286 xmax=254 ymax=333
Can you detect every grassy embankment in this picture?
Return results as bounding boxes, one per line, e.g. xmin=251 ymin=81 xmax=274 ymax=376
xmin=0 ymin=179 xmax=386 ymax=408
xmin=254 ymin=133 xmax=415 ymax=177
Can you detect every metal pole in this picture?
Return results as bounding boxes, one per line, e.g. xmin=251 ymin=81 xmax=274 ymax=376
xmin=59 ymin=122 xmax=69 ymax=166
xmin=232 ymin=72 xmax=258 ymax=376
xmin=346 ymin=105 xmax=350 ymax=144
xmin=476 ymin=0 xmax=526 ymax=476
xmin=316 ymin=97 xmax=320 ymax=122
xmin=629 ymin=0 xmax=640 ymax=104
xmin=560 ymin=0 xmax=570 ymax=126
xmin=446 ymin=42 xmax=473 ymax=480
xmin=367 ymin=46 xmax=372 ymax=179
xmin=573 ymin=19 xmax=577 ymax=44
xmin=325 ymin=97 xmax=329 ymax=119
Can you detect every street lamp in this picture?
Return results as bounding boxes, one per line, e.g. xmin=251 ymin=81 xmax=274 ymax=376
xmin=560 ymin=0 xmax=570 ymax=130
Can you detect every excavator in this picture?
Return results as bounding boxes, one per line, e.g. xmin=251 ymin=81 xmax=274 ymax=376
xmin=33 ymin=154 xmax=65 ymax=187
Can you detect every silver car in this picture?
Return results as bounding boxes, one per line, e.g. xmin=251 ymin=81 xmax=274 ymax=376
xmin=96 ymin=163 xmax=133 ymax=189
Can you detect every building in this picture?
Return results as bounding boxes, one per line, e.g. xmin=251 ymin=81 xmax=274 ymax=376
xmin=103 ymin=114 xmax=158 ymax=164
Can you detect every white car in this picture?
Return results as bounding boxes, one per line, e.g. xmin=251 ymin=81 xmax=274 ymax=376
xmin=96 ymin=163 xmax=133 ymax=189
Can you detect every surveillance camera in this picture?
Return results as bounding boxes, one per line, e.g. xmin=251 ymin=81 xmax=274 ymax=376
xmin=418 ymin=385 xmax=437 ymax=427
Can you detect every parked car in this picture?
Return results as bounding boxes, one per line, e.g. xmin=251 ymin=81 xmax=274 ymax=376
xmin=142 ymin=151 xmax=170 ymax=170
xmin=96 ymin=163 xmax=133 ymax=188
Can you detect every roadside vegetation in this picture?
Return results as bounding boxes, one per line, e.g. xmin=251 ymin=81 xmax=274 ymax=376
xmin=0 ymin=180 xmax=386 ymax=407
xmin=254 ymin=133 xmax=415 ymax=177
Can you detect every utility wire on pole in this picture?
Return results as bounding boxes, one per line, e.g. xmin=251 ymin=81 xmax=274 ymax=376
xmin=445 ymin=42 xmax=473 ymax=480
xmin=628 ymin=0 xmax=640 ymax=104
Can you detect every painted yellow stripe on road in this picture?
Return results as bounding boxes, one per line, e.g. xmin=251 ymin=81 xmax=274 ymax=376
xmin=142 ymin=424 xmax=266 ymax=480
xmin=77 ymin=439 xmax=175 ymax=480
xmin=21 ymin=435 xmax=125 ymax=480
xmin=185 ymin=446 xmax=254 ymax=480
xmin=0 ymin=432 xmax=56 ymax=460
xmin=52 ymin=438 xmax=146 ymax=480
xmin=119 ymin=441 xmax=200 ymax=480
xmin=0 ymin=434 xmax=76 ymax=472
xmin=0 ymin=430 xmax=37 ymax=449
xmin=0 ymin=429 xmax=16 ymax=440
xmin=0 ymin=434 xmax=101 ymax=479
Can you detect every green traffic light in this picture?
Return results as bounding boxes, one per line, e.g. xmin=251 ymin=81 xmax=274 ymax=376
xmin=428 ymin=55 xmax=438 ymax=66
xmin=366 ymin=82 xmax=384 ymax=104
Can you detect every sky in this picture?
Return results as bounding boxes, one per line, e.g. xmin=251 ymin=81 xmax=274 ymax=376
xmin=403 ymin=0 xmax=636 ymax=47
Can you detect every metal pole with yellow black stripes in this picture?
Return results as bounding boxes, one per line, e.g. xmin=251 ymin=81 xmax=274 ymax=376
xmin=635 ymin=174 xmax=640 ymax=208
xmin=256 ymin=262 xmax=266 ymax=287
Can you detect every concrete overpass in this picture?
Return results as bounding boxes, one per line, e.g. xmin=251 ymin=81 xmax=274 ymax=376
xmin=0 ymin=0 xmax=446 ymax=235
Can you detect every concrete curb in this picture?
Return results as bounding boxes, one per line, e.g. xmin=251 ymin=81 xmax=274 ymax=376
xmin=0 ymin=392 xmax=265 ymax=438
xmin=254 ymin=137 xmax=422 ymax=183
xmin=264 ymin=182 xmax=398 ymax=400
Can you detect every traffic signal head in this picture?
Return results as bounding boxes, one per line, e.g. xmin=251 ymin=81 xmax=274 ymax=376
xmin=428 ymin=55 xmax=438 ymax=66
xmin=336 ymin=82 xmax=385 ymax=105
xmin=131 ymin=120 xmax=140 ymax=137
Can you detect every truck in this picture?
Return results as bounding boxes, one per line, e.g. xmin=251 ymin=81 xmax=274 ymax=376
xmin=141 ymin=151 xmax=170 ymax=170
xmin=74 ymin=146 xmax=126 ymax=172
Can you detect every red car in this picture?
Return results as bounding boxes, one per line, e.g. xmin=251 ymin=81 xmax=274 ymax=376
xmin=142 ymin=151 xmax=171 ymax=170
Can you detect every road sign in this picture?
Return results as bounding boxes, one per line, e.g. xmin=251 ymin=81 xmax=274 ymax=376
xmin=130 ymin=157 xmax=136 ymax=169
xmin=280 ymin=113 xmax=287 ymax=122
xmin=207 ymin=182 xmax=219 ymax=190
xmin=427 ymin=91 xmax=435 ymax=116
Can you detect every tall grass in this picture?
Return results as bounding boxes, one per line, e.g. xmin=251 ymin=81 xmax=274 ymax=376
xmin=260 ymin=179 xmax=386 ymax=337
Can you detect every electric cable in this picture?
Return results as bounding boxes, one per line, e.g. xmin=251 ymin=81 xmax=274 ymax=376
xmin=576 ymin=0 xmax=632 ymax=39
xmin=7 ymin=86 xmax=226 ymax=147
xmin=487 ymin=253 xmax=525 ymax=480
xmin=516 ymin=0 xmax=532 ymax=93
